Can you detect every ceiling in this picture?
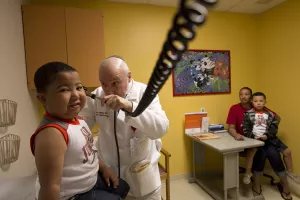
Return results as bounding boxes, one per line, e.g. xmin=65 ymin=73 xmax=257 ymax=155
xmin=104 ymin=0 xmax=286 ymax=14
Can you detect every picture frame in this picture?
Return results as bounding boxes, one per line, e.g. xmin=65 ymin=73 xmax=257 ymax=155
xmin=172 ymin=49 xmax=231 ymax=96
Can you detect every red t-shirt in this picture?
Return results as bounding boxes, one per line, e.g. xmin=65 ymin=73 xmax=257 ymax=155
xmin=226 ymin=104 xmax=276 ymax=135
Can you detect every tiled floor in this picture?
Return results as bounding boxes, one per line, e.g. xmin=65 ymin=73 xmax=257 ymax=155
xmin=161 ymin=178 xmax=300 ymax=200
xmin=1 ymin=174 xmax=299 ymax=200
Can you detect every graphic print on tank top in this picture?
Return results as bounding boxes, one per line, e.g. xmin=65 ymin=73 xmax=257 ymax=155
xmin=81 ymin=126 xmax=98 ymax=164
xmin=253 ymin=113 xmax=268 ymax=137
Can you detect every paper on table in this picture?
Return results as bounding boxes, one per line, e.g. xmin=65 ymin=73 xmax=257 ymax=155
xmin=193 ymin=133 xmax=220 ymax=140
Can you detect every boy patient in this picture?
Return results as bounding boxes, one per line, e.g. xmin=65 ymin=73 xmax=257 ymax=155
xmin=30 ymin=62 xmax=121 ymax=200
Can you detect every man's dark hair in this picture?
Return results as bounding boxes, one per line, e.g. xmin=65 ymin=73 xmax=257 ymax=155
xmin=240 ymin=87 xmax=253 ymax=96
xmin=34 ymin=62 xmax=77 ymax=93
xmin=252 ymin=92 xmax=266 ymax=100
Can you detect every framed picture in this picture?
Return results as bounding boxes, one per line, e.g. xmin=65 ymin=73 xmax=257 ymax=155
xmin=172 ymin=49 xmax=231 ymax=96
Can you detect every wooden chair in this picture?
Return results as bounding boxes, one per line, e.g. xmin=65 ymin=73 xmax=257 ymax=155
xmin=159 ymin=148 xmax=171 ymax=200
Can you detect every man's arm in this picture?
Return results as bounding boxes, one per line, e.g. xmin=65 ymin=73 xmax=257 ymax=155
xmin=34 ymin=128 xmax=67 ymax=200
xmin=226 ymin=105 xmax=243 ymax=140
xmin=125 ymin=95 xmax=169 ymax=140
xmin=228 ymin=124 xmax=243 ymax=140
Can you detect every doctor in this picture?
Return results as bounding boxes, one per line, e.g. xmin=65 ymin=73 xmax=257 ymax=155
xmin=80 ymin=56 xmax=169 ymax=200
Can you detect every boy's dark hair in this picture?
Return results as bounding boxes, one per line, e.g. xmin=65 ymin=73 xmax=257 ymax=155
xmin=34 ymin=62 xmax=77 ymax=93
xmin=240 ymin=87 xmax=253 ymax=96
xmin=252 ymin=92 xmax=266 ymax=100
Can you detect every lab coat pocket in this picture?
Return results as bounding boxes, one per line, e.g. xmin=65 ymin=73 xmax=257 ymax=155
xmin=124 ymin=160 xmax=161 ymax=197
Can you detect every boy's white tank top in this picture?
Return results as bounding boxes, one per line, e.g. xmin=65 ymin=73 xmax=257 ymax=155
xmin=30 ymin=113 xmax=99 ymax=200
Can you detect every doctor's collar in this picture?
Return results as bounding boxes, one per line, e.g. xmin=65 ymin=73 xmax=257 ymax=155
xmin=125 ymin=79 xmax=134 ymax=98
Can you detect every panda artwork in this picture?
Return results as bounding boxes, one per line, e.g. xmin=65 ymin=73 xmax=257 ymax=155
xmin=190 ymin=55 xmax=215 ymax=88
xmin=173 ymin=50 xmax=230 ymax=96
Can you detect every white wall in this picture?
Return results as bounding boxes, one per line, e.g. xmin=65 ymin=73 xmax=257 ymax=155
xmin=0 ymin=174 xmax=36 ymax=200
xmin=0 ymin=0 xmax=39 ymax=180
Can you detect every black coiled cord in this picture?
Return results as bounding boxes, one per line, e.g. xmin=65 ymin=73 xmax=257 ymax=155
xmin=125 ymin=0 xmax=217 ymax=117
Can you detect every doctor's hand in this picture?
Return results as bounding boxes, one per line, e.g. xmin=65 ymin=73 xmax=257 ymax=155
xmin=102 ymin=166 xmax=119 ymax=188
xmin=101 ymin=95 xmax=133 ymax=112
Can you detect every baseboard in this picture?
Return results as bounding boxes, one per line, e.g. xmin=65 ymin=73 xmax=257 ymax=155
xmin=171 ymin=173 xmax=192 ymax=181
xmin=160 ymin=173 xmax=192 ymax=183
xmin=163 ymin=171 xmax=225 ymax=183
xmin=163 ymin=164 xmax=277 ymax=183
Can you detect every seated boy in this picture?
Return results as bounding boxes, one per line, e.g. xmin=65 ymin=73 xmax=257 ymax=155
xmin=242 ymin=92 xmax=299 ymax=185
xmin=30 ymin=62 xmax=122 ymax=200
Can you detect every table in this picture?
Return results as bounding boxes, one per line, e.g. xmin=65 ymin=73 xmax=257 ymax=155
xmin=187 ymin=132 xmax=264 ymax=200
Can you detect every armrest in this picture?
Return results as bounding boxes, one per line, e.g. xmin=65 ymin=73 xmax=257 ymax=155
xmin=160 ymin=147 xmax=171 ymax=157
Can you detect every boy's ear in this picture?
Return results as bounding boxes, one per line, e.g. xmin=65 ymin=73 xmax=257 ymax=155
xmin=37 ymin=93 xmax=46 ymax=106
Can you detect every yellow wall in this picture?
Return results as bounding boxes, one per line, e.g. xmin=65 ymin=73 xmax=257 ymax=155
xmin=31 ymin=0 xmax=259 ymax=175
xmin=257 ymin=0 xmax=300 ymax=173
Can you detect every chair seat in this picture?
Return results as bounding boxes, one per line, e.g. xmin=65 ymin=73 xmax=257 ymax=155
xmin=159 ymin=165 xmax=167 ymax=180
xmin=239 ymin=151 xmax=247 ymax=157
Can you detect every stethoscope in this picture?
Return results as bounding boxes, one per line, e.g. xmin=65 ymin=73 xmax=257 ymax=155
xmin=113 ymin=79 xmax=134 ymax=178
xmin=84 ymin=79 xmax=134 ymax=178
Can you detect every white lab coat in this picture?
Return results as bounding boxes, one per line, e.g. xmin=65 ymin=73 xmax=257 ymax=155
xmin=79 ymin=80 xmax=169 ymax=198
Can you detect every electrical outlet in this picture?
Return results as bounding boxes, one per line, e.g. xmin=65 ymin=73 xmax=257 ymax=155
xmin=200 ymin=108 xmax=205 ymax=112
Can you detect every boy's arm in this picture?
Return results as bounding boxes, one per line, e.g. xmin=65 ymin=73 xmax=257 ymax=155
xmin=34 ymin=128 xmax=67 ymax=200
xmin=98 ymin=158 xmax=119 ymax=188
xmin=243 ymin=112 xmax=254 ymax=138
